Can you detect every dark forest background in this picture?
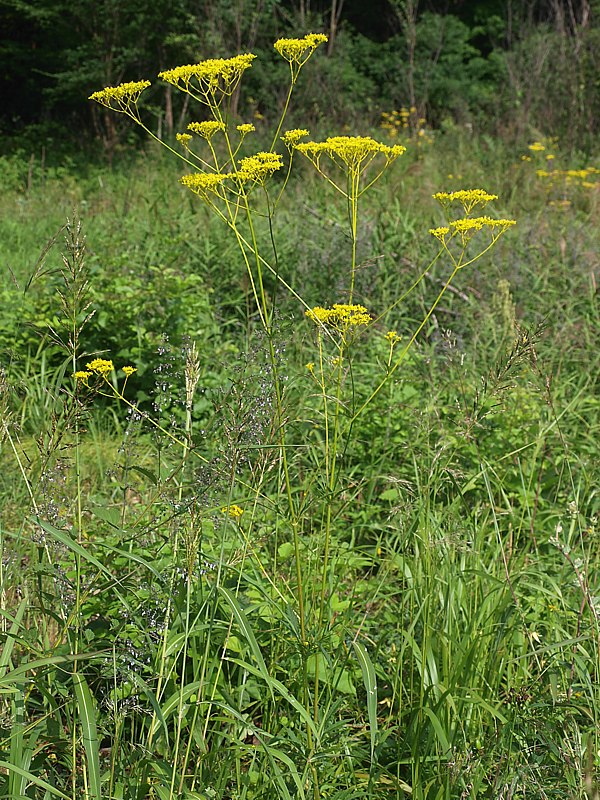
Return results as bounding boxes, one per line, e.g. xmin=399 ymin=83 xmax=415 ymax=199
xmin=1 ymin=0 xmax=599 ymax=155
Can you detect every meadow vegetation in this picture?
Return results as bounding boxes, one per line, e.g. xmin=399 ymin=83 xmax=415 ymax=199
xmin=1 ymin=28 xmax=600 ymax=800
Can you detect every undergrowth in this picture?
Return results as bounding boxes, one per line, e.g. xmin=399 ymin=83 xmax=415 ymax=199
xmin=1 ymin=34 xmax=599 ymax=800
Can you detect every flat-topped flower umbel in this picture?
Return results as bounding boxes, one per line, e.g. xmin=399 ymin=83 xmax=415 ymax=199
xmin=296 ymin=135 xmax=405 ymax=171
xmin=306 ymin=303 xmax=372 ymax=332
xmin=158 ymin=54 xmax=257 ymax=104
xmin=89 ymin=81 xmax=151 ymax=114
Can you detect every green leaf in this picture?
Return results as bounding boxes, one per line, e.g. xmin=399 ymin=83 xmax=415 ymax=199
xmin=277 ymin=541 xmax=295 ymax=561
xmin=73 ymin=672 xmax=102 ymax=800
xmin=130 ymin=465 xmax=159 ymax=484
xmin=0 ymin=760 xmax=71 ymax=799
xmin=90 ymin=505 xmax=123 ymax=528
xmin=219 ymin=586 xmax=269 ymax=681
xmin=330 ymin=592 xmax=350 ymax=612
xmin=353 ymin=640 xmax=378 ymax=762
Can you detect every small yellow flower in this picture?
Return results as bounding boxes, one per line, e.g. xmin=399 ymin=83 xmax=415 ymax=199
xmin=74 ymin=371 xmax=92 ymax=382
xmin=122 ymin=366 xmax=137 ymax=377
xmin=528 ymin=141 xmax=546 ymax=152
xmin=221 ymin=504 xmax=244 ymax=519
xmin=429 ymin=226 xmax=450 ymax=240
xmin=305 ymin=362 xmax=315 ymax=373
xmin=86 ymin=358 xmax=114 ymax=375
xmin=236 ymin=123 xmax=255 ymax=135
xmin=385 ymin=331 xmax=401 ymax=344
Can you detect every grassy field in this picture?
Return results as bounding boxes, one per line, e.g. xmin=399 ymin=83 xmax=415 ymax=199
xmin=1 ymin=114 xmax=599 ymax=800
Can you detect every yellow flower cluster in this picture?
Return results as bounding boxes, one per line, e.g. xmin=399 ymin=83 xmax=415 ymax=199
xmin=188 ymin=120 xmax=226 ymax=139
xmin=306 ymin=303 xmax=372 ymax=330
xmin=536 ymin=166 xmax=599 ymax=189
xmin=176 ymin=133 xmax=193 ymax=148
xmin=180 ymin=172 xmax=228 ymax=199
xmin=236 ymin=123 xmax=255 ymax=135
xmin=158 ymin=54 xmax=256 ymax=100
xmin=180 ymin=152 xmax=283 ymax=200
xmin=75 ymin=362 xmax=136 ymax=386
xmin=221 ymin=504 xmax=244 ymax=519
xmin=433 ymin=189 xmax=498 ymax=214
xmin=385 ymin=331 xmax=401 ymax=344
xmin=528 ymin=142 xmax=546 ymax=152
xmin=296 ymin=136 xmax=405 ymax=169
xmin=429 ymin=226 xmax=450 ymax=240
xmin=86 ymin=358 xmax=114 ymax=375
xmin=89 ymin=80 xmax=151 ymax=112
xmin=429 ymin=216 xmax=516 ymax=244
xmin=274 ymin=33 xmax=328 ymax=64
xmin=281 ymin=129 xmax=310 ymax=147
xmin=451 ymin=217 xmax=516 ymax=234
xmin=237 ymin=151 xmax=283 ymax=183
xmin=381 ymin=108 xmax=414 ymax=132
xmin=380 ymin=108 xmax=429 ymax=140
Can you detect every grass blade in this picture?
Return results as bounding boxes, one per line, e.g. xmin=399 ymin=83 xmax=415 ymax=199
xmin=72 ymin=672 xmax=102 ymax=800
xmin=353 ymin=640 xmax=378 ymax=762
xmin=0 ymin=760 xmax=71 ymax=799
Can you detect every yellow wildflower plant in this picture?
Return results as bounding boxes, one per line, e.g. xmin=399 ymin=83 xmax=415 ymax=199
xmin=221 ymin=504 xmax=244 ymax=519
xmin=236 ymin=123 xmax=256 ymax=135
xmin=158 ymin=54 xmax=256 ymax=105
xmin=89 ymin=80 xmax=151 ymax=116
xmin=296 ymin=137 xmax=405 ymax=302
xmin=122 ymin=366 xmax=137 ymax=377
xmin=528 ymin=141 xmax=546 ymax=152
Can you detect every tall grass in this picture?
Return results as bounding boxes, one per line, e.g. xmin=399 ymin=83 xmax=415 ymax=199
xmin=1 ymin=39 xmax=600 ymax=800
